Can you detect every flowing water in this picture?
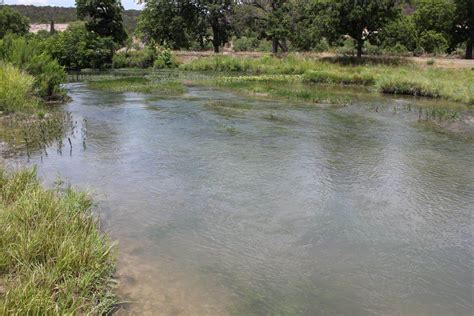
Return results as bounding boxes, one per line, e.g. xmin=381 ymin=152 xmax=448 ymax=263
xmin=5 ymin=83 xmax=473 ymax=315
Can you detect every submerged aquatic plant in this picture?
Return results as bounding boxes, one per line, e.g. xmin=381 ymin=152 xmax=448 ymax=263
xmin=0 ymin=111 xmax=75 ymax=156
xmin=87 ymin=76 xmax=185 ymax=95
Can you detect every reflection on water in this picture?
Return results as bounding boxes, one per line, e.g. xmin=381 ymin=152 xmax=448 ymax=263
xmin=6 ymin=83 xmax=473 ymax=315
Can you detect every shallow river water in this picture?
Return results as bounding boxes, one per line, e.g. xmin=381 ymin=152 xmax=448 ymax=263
xmin=6 ymin=83 xmax=474 ymax=315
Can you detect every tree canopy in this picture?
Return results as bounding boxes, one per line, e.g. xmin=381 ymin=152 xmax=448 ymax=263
xmin=0 ymin=7 xmax=30 ymax=39
xmin=76 ymin=0 xmax=127 ymax=44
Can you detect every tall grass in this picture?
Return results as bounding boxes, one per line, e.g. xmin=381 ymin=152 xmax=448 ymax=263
xmin=182 ymin=55 xmax=474 ymax=104
xmin=0 ymin=168 xmax=116 ymax=314
xmin=0 ymin=63 xmax=38 ymax=113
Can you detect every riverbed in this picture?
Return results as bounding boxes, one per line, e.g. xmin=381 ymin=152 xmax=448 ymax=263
xmin=5 ymin=83 xmax=473 ymax=315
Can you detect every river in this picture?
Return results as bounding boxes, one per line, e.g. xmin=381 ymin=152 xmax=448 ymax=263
xmin=5 ymin=83 xmax=473 ymax=315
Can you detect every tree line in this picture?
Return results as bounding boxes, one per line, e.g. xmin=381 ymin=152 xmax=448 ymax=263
xmin=1 ymin=0 xmax=472 ymax=61
xmin=137 ymin=0 xmax=473 ymax=59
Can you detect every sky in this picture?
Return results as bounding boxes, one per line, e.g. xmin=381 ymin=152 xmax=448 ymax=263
xmin=5 ymin=0 xmax=143 ymax=10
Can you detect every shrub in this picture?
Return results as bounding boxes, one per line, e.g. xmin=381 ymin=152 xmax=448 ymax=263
xmin=418 ymin=31 xmax=449 ymax=54
xmin=0 ymin=63 xmax=37 ymax=113
xmin=384 ymin=43 xmax=411 ymax=56
xmin=112 ymin=51 xmax=128 ymax=68
xmin=233 ymin=36 xmax=260 ymax=52
xmin=48 ymin=22 xmax=116 ymax=70
xmin=0 ymin=35 xmax=66 ymax=99
xmin=314 ymin=38 xmax=330 ymax=52
xmin=154 ymin=48 xmax=179 ymax=69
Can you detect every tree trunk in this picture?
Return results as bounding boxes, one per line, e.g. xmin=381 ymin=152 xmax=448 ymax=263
xmin=272 ymin=38 xmax=279 ymax=54
xmin=356 ymin=38 xmax=363 ymax=58
xmin=211 ymin=23 xmax=220 ymax=53
xmin=466 ymin=36 xmax=473 ymax=60
xmin=279 ymin=39 xmax=288 ymax=53
xmin=213 ymin=42 xmax=220 ymax=53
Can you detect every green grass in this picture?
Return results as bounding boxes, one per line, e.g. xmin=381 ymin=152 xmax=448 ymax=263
xmin=0 ymin=63 xmax=39 ymax=113
xmin=87 ymin=76 xmax=185 ymax=95
xmin=0 ymin=167 xmax=116 ymax=314
xmin=212 ymin=76 xmax=352 ymax=105
xmin=182 ymin=55 xmax=474 ymax=104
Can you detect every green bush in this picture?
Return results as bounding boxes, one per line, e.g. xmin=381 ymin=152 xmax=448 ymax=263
xmin=112 ymin=51 xmax=128 ymax=68
xmin=0 ymin=63 xmax=37 ymax=113
xmin=48 ymin=22 xmax=116 ymax=70
xmin=154 ymin=48 xmax=179 ymax=69
xmin=233 ymin=36 xmax=260 ymax=52
xmin=0 ymin=36 xmax=66 ymax=100
xmin=314 ymin=38 xmax=330 ymax=52
xmin=112 ymin=46 xmax=158 ymax=69
xmin=418 ymin=31 xmax=449 ymax=54
xmin=384 ymin=43 xmax=411 ymax=56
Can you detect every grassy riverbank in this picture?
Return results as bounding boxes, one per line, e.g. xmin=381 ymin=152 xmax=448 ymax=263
xmin=87 ymin=76 xmax=185 ymax=95
xmin=182 ymin=55 xmax=474 ymax=104
xmin=0 ymin=168 xmax=116 ymax=314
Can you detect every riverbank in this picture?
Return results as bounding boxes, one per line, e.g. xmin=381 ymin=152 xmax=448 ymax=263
xmin=0 ymin=63 xmax=117 ymax=314
xmin=0 ymin=167 xmax=117 ymax=314
xmin=181 ymin=55 xmax=474 ymax=104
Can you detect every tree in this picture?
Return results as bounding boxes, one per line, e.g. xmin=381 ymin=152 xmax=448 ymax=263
xmin=452 ymin=0 xmax=473 ymax=59
xmin=48 ymin=22 xmax=116 ymax=69
xmin=285 ymin=0 xmax=339 ymax=51
xmin=0 ymin=6 xmax=30 ymax=39
xmin=76 ymin=0 xmax=127 ymax=45
xmin=241 ymin=0 xmax=290 ymax=54
xmin=330 ymin=0 xmax=400 ymax=58
xmin=377 ymin=15 xmax=417 ymax=51
xmin=137 ymin=0 xmax=197 ymax=49
xmin=196 ymin=0 xmax=233 ymax=53
xmin=138 ymin=0 xmax=233 ymax=53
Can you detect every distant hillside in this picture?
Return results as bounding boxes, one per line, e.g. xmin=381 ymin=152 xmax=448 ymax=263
xmin=7 ymin=5 xmax=140 ymax=34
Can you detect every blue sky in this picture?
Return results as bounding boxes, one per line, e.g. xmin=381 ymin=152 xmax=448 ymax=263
xmin=5 ymin=0 xmax=143 ymax=10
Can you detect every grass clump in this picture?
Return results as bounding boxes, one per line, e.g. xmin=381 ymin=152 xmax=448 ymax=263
xmin=0 ymin=63 xmax=38 ymax=113
xmin=0 ymin=167 xmax=116 ymax=314
xmin=87 ymin=76 xmax=185 ymax=95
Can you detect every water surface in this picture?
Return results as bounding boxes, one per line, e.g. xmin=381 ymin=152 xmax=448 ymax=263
xmin=7 ymin=83 xmax=473 ymax=315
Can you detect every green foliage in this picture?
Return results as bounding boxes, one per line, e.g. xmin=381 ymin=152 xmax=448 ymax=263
xmin=137 ymin=0 xmax=202 ymax=49
xmin=451 ymin=0 xmax=474 ymax=59
xmin=412 ymin=0 xmax=455 ymax=54
xmin=418 ymin=31 xmax=449 ymax=54
xmin=0 ymin=35 xmax=66 ymax=100
xmin=138 ymin=0 xmax=232 ymax=53
xmin=48 ymin=22 xmax=116 ymax=70
xmin=233 ymin=36 xmax=261 ymax=52
xmin=329 ymin=0 xmax=400 ymax=57
xmin=0 ymin=7 xmax=29 ymax=39
xmin=154 ymin=48 xmax=180 ymax=69
xmin=76 ymin=0 xmax=127 ymax=45
xmin=112 ymin=46 xmax=158 ymax=69
xmin=0 ymin=63 xmax=37 ymax=113
xmin=377 ymin=15 xmax=417 ymax=52
xmin=413 ymin=0 xmax=455 ymax=36
xmin=0 ymin=168 xmax=116 ymax=314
